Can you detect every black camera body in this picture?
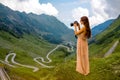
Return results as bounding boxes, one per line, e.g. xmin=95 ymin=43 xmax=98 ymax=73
xmin=70 ymin=23 xmax=74 ymax=26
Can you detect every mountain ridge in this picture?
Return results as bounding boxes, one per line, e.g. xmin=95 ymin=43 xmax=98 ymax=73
xmin=92 ymin=19 xmax=114 ymax=36
xmin=0 ymin=3 xmax=75 ymax=44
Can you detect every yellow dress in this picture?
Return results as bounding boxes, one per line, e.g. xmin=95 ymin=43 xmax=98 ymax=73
xmin=76 ymin=27 xmax=90 ymax=75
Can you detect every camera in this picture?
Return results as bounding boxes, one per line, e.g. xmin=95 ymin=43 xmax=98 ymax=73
xmin=70 ymin=21 xmax=79 ymax=27
xmin=70 ymin=21 xmax=80 ymax=39
xmin=70 ymin=23 xmax=74 ymax=27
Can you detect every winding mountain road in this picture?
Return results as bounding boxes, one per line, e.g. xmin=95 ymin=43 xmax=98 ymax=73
xmin=0 ymin=60 xmax=16 ymax=68
xmin=0 ymin=44 xmax=73 ymax=72
xmin=5 ymin=53 xmax=39 ymax=72
xmin=104 ymin=40 xmax=119 ymax=57
xmin=34 ymin=44 xmax=73 ymax=68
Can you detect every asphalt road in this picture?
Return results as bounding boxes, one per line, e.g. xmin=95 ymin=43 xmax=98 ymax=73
xmin=104 ymin=40 xmax=119 ymax=57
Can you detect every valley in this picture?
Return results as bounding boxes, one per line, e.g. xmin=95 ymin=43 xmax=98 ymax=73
xmin=0 ymin=3 xmax=120 ymax=80
xmin=0 ymin=44 xmax=73 ymax=73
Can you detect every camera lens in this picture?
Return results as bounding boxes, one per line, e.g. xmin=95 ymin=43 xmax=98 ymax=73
xmin=70 ymin=23 xmax=73 ymax=27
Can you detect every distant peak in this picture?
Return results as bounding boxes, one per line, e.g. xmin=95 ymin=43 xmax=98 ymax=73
xmin=118 ymin=14 xmax=120 ymax=18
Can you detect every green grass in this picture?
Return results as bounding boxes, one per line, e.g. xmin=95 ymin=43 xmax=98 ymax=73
xmin=8 ymin=41 xmax=120 ymax=80
xmin=0 ymin=30 xmax=73 ymax=80
xmin=4 ymin=49 xmax=120 ymax=80
xmin=50 ymin=44 xmax=120 ymax=80
xmin=89 ymin=40 xmax=116 ymax=57
xmin=0 ymin=30 xmax=55 ymax=60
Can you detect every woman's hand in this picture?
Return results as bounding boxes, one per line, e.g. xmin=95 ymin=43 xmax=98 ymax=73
xmin=74 ymin=31 xmax=77 ymax=35
xmin=74 ymin=25 xmax=77 ymax=28
xmin=73 ymin=25 xmax=78 ymax=35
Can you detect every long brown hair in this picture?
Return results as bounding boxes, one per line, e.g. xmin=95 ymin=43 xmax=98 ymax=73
xmin=81 ymin=16 xmax=91 ymax=39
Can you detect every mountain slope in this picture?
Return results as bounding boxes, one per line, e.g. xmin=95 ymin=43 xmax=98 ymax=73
xmin=0 ymin=3 xmax=75 ymax=44
xmin=92 ymin=19 xmax=114 ymax=36
xmin=89 ymin=15 xmax=120 ymax=57
xmin=28 ymin=13 xmax=75 ymax=43
xmin=0 ymin=30 xmax=72 ymax=80
xmin=0 ymin=3 xmax=74 ymax=80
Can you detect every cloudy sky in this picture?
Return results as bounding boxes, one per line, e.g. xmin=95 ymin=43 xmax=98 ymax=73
xmin=0 ymin=0 xmax=120 ymax=28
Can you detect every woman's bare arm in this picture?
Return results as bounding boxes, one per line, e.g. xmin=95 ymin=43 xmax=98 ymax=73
xmin=74 ymin=27 xmax=84 ymax=35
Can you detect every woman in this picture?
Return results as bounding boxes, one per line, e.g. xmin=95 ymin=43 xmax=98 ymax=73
xmin=74 ymin=16 xmax=91 ymax=75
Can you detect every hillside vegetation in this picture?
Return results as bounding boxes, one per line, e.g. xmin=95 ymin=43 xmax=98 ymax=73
xmin=89 ymin=15 xmax=120 ymax=57
xmin=0 ymin=31 xmax=72 ymax=80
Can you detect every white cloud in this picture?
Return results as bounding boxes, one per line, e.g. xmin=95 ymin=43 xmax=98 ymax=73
xmin=72 ymin=7 xmax=89 ymax=21
xmin=104 ymin=0 xmax=120 ymax=18
xmin=72 ymin=0 xmax=111 ymax=27
xmin=0 ymin=0 xmax=58 ymax=16
xmin=90 ymin=0 xmax=109 ymax=26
